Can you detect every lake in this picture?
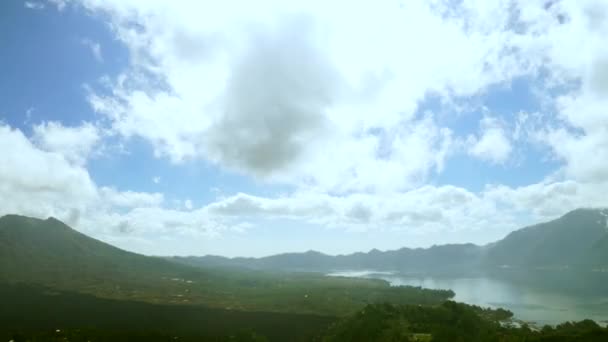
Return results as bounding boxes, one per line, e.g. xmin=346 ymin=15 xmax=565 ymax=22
xmin=328 ymin=270 xmax=608 ymax=326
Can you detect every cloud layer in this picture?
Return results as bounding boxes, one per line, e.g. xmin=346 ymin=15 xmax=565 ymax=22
xmin=2 ymin=0 xmax=608 ymax=255
xmin=84 ymin=0 xmax=538 ymax=191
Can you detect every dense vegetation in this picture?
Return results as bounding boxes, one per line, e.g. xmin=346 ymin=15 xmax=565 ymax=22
xmin=4 ymin=292 xmax=607 ymax=342
xmin=4 ymin=330 xmax=270 ymax=342
xmin=323 ymin=302 xmax=608 ymax=342
xmin=0 ymin=283 xmax=330 ymax=341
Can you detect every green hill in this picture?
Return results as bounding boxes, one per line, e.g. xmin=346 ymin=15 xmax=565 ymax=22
xmin=0 ymin=214 xmax=453 ymax=317
xmin=0 ymin=215 xmax=199 ymax=288
xmin=485 ymin=208 xmax=608 ymax=268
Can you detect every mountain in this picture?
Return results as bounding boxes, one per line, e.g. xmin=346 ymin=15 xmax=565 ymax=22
xmin=2 ymin=208 xmax=607 ymax=292
xmin=588 ymin=234 xmax=608 ymax=264
xmin=173 ymin=208 xmax=608 ymax=273
xmin=0 ymin=214 xmax=452 ymax=317
xmin=173 ymin=243 xmax=484 ymax=274
xmin=0 ymin=214 xmax=199 ymax=289
xmin=485 ymin=208 xmax=608 ymax=268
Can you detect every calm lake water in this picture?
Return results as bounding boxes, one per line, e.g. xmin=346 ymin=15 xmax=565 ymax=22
xmin=328 ymin=271 xmax=608 ymax=326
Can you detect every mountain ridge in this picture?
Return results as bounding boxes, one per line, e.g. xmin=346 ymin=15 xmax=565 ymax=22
xmin=2 ymin=207 xmax=608 ymax=277
xmin=170 ymin=208 xmax=608 ymax=272
xmin=0 ymin=214 xmax=203 ymax=293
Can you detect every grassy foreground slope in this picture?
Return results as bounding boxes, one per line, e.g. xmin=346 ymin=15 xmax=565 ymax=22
xmin=5 ymin=291 xmax=607 ymax=342
xmin=0 ymin=282 xmax=332 ymax=342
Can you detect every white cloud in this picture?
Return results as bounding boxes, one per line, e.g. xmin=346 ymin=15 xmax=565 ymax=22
xmin=24 ymin=1 xmax=45 ymax=10
xmin=0 ymin=124 xmax=97 ymax=220
xmin=152 ymin=176 xmax=161 ymax=184
xmin=203 ymin=14 xmax=339 ymax=176
xmin=518 ymin=0 xmax=608 ymax=185
xmin=32 ymin=121 xmax=101 ymax=165
xmin=81 ymin=0 xmax=534 ymax=192
xmin=0 ymin=123 xmax=228 ymax=249
xmin=468 ymin=117 xmax=512 ymax=164
xmin=82 ymin=39 xmax=103 ymax=63
xmin=4 ymin=120 xmax=608 ymax=254
xmin=83 ymin=206 xmax=230 ymax=238
xmin=78 ymin=0 xmax=607 ymax=195
xmin=205 ymin=188 xmax=491 ymax=234
xmin=203 ymin=181 xmax=608 ymax=243
xmin=184 ymin=199 xmax=193 ymax=210
xmin=100 ymin=187 xmax=164 ymax=209
xmin=7 ymin=0 xmax=608 ymax=255
xmin=485 ymin=180 xmax=608 ymax=219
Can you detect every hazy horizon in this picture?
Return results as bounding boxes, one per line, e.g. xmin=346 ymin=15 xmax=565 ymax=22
xmin=2 ymin=0 xmax=608 ymax=257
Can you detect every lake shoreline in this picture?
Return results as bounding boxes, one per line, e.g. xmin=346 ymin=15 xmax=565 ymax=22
xmin=326 ymin=270 xmax=608 ymax=327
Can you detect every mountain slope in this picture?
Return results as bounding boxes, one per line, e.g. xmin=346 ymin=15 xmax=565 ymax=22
xmin=485 ymin=208 xmax=608 ymax=268
xmin=0 ymin=215 xmax=199 ymax=288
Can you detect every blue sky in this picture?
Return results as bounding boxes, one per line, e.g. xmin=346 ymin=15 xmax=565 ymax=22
xmin=1 ymin=0 xmax=608 ymax=256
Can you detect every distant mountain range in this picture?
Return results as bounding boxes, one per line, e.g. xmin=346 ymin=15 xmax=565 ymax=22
xmin=1 ymin=208 xmax=607 ymax=284
xmin=171 ymin=208 xmax=608 ymax=273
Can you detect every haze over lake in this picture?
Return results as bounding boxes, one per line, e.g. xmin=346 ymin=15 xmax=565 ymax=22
xmin=329 ymin=271 xmax=608 ymax=326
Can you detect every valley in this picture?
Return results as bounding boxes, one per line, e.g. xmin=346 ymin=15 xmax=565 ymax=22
xmin=2 ymin=209 xmax=608 ymax=340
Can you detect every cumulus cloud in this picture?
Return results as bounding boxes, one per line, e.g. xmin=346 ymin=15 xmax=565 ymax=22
xmin=206 ymin=189 xmax=477 ymax=232
xmin=100 ymin=187 xmax=164 ymax=209
xmin=184 ymin=199 xmax=193 ymax=210
xmin=81 ymin=0 xmax=534 ymax=192
xmin=468 ymin=117 xmax=512 ymax=164
xmin=525 ymin=1 xmax=608 ymax=185
xmin=485 ymin=180 xmax=608 ymax=218
xmin=0 ymin=124 xmax=97 ymax=219
xmin=4 ymin=120 xmax=608 ymax=254
xmin=32 ymin=121 xmax=101 ymax=165
xmin=204 ymin=14 xmax=338 ymax=176
xmin=207 ymin=192 xmax=333 ymax=219
xmin=0 ymin=123 xmax=229 ymax=250
xmin=203 ymin=182 xmax=608 ymax=241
